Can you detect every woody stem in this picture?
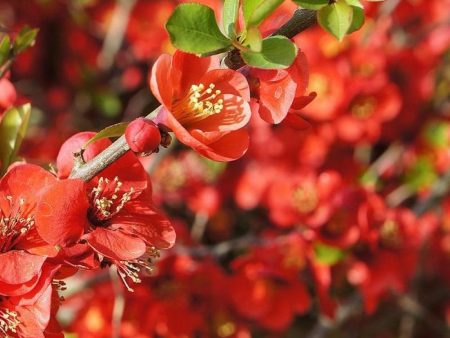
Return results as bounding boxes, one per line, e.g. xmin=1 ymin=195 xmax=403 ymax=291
xmin=69 ymin=9 xmax=317 ymax=182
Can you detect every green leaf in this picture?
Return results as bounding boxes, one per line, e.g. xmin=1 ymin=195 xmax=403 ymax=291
xmin=0 ymin=104 xmax=31 ymax=174
xmin=405 ymin=157 xmax=437 ymax=190
xmin=346 ymin=0 xmax=365 ymax=34
xmin=13 ymin=26 xmax=39 ymax=55
xmin=243 ymin=26 xmax=263 ymax=52
xmin=314 ymin=243 xmax=346 ymax=265
xmin=166 ymin=3 xmax=232 ymax=54
xmin=317 ymin=0 xmax=353 ymax=41
xmin=241 ymin=35 xmax=298 ymax=69
xmin=243 ymin=0 xmax=284 ymax=27
xmin=424 ymin=121 xmax=449 ymax=148
xmin=0 ymin=35 xmax=11 ymax=66
xmin=94 ymin=91 xmax=122 ymax=118
xmin=293 ymin=0 xmax=329 ymax=10
xmin=82 ymin=122 xmax=129 ymax=149
xmin=222 ymin=0 xmax=240 ymax=38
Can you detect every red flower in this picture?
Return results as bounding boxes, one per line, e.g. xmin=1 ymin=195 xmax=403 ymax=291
xmin=0 ymin=164 xmax=87 ymax=294
xmin=150 ymin=51 xmax=252 ymax=161
xmin=249 ymin=51 xmax=315 ymax=125
xmin=0 ymin=263 xmax=60 ymax=338
xmin=56 ymin=133 xmax=176 ymax=288
xmin=229 ymin=234 xmax=310 ymax=331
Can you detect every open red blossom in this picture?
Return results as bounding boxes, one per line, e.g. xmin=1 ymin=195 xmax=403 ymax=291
xmin=0 ymin=263 xmax=61 ymax=338
xmin=56 ymin=134 xmax=175 ymax=288
xmin=249 ymin=51 xmax=316 ymax=126
xmin=230 ymin=234 xmax=310 ymax=331
xmin=0 ymin=164 xmax=87 ymax=294
xmin=150 ymin=51 xmax=251 ymax=161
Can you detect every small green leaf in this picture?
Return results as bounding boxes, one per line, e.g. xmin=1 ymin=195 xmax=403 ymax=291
xmin=0 ymin=104 xmax=31 ymax=174
xmin=243 ymin=0 xmax=284 ymax=27
xmin=241 ymin=35 xmax=298 ymax=69
xmin=424 ymin=121 xmax=449 ymax=148
xmin=405 ymin=157 xmax=437 ymax=190
xmin=222 ymin=0 xmax=240 ymax=38
xmin=293 ymin=0 xmax=329 ymax=10
xmin=82 ymin=122 xmax=129 ymax=150
xmin=166 ymin=3 xmax=232 ymax=54
xmin=243 ymin=26 xmax=263 ymax=52
xmin=0 ymin=35 xmax=11 ymax=66
xmin=94 ymin=91 xmax=122 ymax=118
xmin=317 ymin=0 xmax=353 ymax=41
xmin=314 ymin=243 xmax=346 ymax=265
xmin=13 ymin=26 xmax=39 ymax=55
xmin=346 ymin=0 xmax=365 ymax=34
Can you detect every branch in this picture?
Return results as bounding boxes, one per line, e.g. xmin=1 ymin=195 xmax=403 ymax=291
xmin=97 ymin=0 xmax=137 ymax=70
xmin=225 ymin=8 xmax=316 ymax=69
xmin=69 ymin=8 xmax=317 ymax=181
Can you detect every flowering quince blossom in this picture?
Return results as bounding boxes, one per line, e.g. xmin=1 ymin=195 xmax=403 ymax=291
xmin=55 ymin=132 xmax=175 ymax=289
xmin=150 ymin=50 xmax=252 ymax=161
xmin=229 ymin=234 xmax=311 ymax=331
xmin=0 ymin=164 xmax=79 ymax=337
xmin=247 ymin=51 xmax=316 ymax=127
xmin=0 ymin=164 xmax=86 ymax=290
xmin=0 ymin=264 xmax=61 ymax=338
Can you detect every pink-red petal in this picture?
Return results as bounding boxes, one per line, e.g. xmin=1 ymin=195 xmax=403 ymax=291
xmin=85 ymin=227 xmax=146 ymax=261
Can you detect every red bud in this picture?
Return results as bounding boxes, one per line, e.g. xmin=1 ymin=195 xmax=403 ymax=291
xmin=125 ymin=117 xmax=161 ymax=154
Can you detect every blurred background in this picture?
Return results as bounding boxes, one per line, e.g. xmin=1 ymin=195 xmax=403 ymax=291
xmin=1 ymin=0 xmax=450 ymax=337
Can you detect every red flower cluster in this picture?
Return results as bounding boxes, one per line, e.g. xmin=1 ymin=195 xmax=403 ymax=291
xmin=1 ymin=0 xmax=449 ymax=337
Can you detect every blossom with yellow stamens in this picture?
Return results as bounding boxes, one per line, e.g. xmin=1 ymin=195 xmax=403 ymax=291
xmin=149 ymin=51 xmax=252 ymax=161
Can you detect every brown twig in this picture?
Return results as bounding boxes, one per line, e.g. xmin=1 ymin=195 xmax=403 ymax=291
xmin=225 ymin=8 xmax=316 ymax=69
xmin=69 ymin=8 xmax=318 ymax=182
xmin=97 ymin=0 xmax=137 ymax=70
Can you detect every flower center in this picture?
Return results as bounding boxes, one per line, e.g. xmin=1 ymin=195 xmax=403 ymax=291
xmin=292 ymin=185 xmax=318 ymax=214
xmin=0 ymin=196 xmax=34 ymax=253
xmin=0 ymin=307 xmax=20 ymax=337
xmin=89 ymin=177 xmax=134 ymax=226
xmin=380 ymin=220 xmax=402 ymax=248
xmin=351 ymin=96 xmax=377 ymax=119
xmin=172 ymin=83 xmax=224 ymax=126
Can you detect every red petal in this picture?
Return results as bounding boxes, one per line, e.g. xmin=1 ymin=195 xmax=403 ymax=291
xmin=258 ymin=74 xmax=296 ymax=124
xmin=189 ymin=94 xmax=251 ymax=135
xmin=35 ymin=179 xmax=89 ymax=246
xmin=171 ymin=51 xmax=219 ymax=97
xmin=282 ymin=112 xmax=311 ymax=130
xmin=149 ymin=54 xmax=174 ymax=108
xmin=56 ymin=132 xmax=112 ymax=179
xmin=0 ymin=164 xmax=56 ymax=205
xmin=89 ymin=151 xmax=149 ymax=194
xmin=0 ymin=251 xmax=46 ymax=285
xmin=202 ymin=129 xmax=250 ymax=161
xmin=113 ymin=200 xmax=176 ymax=249
xmin=199 ymin=69 xmax=250 ymax=101
xmin=85 ymin=227 xmax=146 ymax=261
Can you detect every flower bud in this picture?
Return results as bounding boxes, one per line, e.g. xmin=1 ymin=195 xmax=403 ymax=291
xmin=125 ymin=117 xmax=161 ymax=154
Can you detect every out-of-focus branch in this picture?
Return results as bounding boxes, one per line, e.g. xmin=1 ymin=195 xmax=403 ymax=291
xmin=413 ymin=169 xmax=450 ymax=215
xmin=97 ymin=0 xmax=137 ymax=70
xmin=110 ymin=267 xmax=125 ymax=338
xmin=69 ymin=8 xmax=318 ymax=182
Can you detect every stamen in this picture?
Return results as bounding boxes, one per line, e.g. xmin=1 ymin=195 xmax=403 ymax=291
xmin=172 ymin=82 xmax=226 ymax=125
xmin=90 ymin=177 xmax=134 ymax=222
xmin=0 ymin=196 xmax=35 ymax=253
xmin=0 ymin=308 xmax=20 ymax=336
